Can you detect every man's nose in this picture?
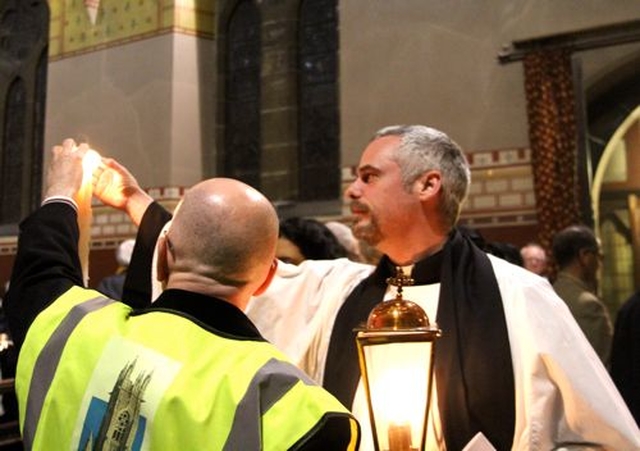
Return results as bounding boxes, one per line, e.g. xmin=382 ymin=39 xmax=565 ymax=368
xmin=345 ymin=180 xmax=360 ymax=199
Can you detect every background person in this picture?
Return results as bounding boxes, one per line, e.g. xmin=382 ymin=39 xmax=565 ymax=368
xmin=552 ymin=224 xmax=613 ymax=366
xmin=277 ymin=217 xmax=348 ymax=265
xmin=610 ymin=289 xmax=640 ymax=426
xmin=96 ymin=238 xmax=135 ymax=300
xmin=5 ymin=140 xmax=359 ymax=450
xmin=520 ymin=242 xmax=548 ymax=277
xmin=325 ymin=221 xmax=364 ymax=263
xmin=485 ymin=241 xmax=524 ymax=267
xmin=0 ymin=281 xmax=17 ymax=425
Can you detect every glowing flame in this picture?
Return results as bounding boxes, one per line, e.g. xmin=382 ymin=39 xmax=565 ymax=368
xmin=82 ymin=149 xmax=101 ymax=181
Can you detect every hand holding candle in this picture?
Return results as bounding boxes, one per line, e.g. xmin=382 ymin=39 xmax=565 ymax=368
xmin=92 ymin=156 xmax=154 ymax=227
xmin=44 ymin=139 xmax=87 ymax=200
xmin=44 ymin=140 xmax=100 ymax=285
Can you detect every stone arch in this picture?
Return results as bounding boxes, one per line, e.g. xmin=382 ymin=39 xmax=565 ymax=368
xmin=0 ymin=0 xmax=49 ymax=229
xmin=587 ymin=54 xmax=640 ymax=311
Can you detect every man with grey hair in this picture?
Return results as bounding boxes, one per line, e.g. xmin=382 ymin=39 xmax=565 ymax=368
xmin=520 ymin=242 xmax=548 ymax=277
xmin=117 ymin=125 xmax=640 ymax=450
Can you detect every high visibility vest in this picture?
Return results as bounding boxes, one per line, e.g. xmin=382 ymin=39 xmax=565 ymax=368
xmin=16 ymin=286 xmax=358 ymax=450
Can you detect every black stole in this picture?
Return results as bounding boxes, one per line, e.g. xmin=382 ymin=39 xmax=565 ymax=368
xmin=323 ymin=229 xmax=515 ymax=450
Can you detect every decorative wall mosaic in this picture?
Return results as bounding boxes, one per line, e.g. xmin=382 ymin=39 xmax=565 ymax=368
xmin=49 ymin=0 xmax=215 ymax=60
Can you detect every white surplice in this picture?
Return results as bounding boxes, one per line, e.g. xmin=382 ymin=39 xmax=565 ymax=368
xmin=246 ymin=255 xmax=640 ymax=450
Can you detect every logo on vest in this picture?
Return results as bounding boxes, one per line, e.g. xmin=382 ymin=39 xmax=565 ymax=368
xmin=80 ymin=359 xmax=150 ymax=450
xmin=72 ymin=337 xmax=182 ymax=450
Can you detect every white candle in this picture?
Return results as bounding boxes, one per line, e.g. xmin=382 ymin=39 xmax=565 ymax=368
xmin=388 ymin=422 xmax=412 ymax=451
xmin=77 ymin=149 xmax=101 ymax=286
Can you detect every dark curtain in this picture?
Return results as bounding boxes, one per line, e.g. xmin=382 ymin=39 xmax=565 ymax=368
xmin=523 ymin=49 xmax=581 ymax=279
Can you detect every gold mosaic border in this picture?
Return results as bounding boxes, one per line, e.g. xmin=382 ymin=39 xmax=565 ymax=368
xmin=49 ymin=0 xmax=216 ymax=61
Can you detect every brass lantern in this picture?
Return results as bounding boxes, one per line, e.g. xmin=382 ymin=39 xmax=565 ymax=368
xmin=356 ymin=267 xmax=441 ymax=451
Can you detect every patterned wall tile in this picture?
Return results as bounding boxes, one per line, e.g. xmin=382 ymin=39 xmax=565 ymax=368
xmin=485 ymin=179 xmax=509 ymax=194
xmin=498 ymin=193 xmax=523 ymax=208
xmin=48 ymin=0 xmax=215 ymax=60
xmin=473 ymin=195 xmax=498 ymax=210
xmin=0 ymin=148 xmax=539 ymax=254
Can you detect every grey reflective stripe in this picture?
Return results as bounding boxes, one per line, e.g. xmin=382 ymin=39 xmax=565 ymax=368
xmin=223 ymin=358 xmax=316 ymax=450
xmin=22 ymin=295 xmax=114 ymax=450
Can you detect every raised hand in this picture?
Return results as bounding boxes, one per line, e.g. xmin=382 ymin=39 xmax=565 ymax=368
xmin=44 ymin=139 xmax=87 ymax=200
xmin=93 ymin=157 xmax=154 ymax=226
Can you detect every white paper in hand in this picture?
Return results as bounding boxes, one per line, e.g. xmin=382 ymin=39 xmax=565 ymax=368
xmin=462 ymin=432 xmax=497 ymax=451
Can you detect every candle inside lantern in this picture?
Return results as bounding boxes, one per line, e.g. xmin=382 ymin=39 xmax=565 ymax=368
xmin=388 ymin=422 xmax=413 ymax=451
xmin=77 ymin=149 xmax=101 ymax=286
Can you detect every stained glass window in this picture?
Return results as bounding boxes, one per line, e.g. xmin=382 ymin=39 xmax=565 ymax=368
xmin=1 ymin=78 xmax=26 ymax=224
xmin=298 ymin=0 xmax=340 ymax=200
xmin=225 ymin=0 xmax=261 ymax=189
xmin=0 ymin=0 xmax=49 ymax=227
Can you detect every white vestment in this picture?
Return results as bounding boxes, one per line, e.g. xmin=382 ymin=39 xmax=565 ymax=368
xmin=246 ymin=255 xmax=640 ymax=450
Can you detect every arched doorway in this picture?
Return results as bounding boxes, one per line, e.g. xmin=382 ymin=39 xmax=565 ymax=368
xmin=591 ymin=106 xmax=640 ymax=318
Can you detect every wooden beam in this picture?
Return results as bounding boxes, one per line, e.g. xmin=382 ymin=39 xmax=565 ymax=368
xmin=498 ymin=19 xmax=640 ymax=64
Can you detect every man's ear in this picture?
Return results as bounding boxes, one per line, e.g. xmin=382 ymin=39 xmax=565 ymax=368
xmin=254 ymin=259 xmax=278 ymax=296
xmin=417 ymin=170 xmax=442 ymax=200
xmin=577 ymin=248 xmax=593 ymax=267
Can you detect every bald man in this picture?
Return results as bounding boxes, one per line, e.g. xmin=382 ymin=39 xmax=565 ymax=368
xmin=5 ymin=140 xmax=359 ymax=450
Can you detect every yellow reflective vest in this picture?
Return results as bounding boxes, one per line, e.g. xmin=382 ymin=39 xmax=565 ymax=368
xmin=16 ymin=286 xmax=359 ymax=450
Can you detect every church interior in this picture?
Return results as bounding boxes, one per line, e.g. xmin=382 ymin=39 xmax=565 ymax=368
xmin=0 ymin=0 xmax=639 ymax=351
xmin=0 ymin=1 xmax=639 ymax=448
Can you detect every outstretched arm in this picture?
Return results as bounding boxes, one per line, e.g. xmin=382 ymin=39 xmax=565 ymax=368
xmin=6 ymin=140 xmax=87 ymax=349
xmin=92 ymin=156 xmax=170 ymax=307
xmin=93 ymin=158 xmax=171 ymax=308
xmin=122 ymin=203 xmax=173 ymax=308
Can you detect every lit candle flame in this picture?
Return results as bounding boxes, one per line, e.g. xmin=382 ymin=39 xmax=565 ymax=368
xmin=82 ymin=149 xmax=101 ymax=179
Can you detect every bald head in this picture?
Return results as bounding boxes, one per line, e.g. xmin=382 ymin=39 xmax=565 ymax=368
xmin=166 ymin=178 xmax=279 ymax=290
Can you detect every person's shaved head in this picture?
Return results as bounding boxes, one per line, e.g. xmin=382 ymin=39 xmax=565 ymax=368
xmin=167 ymin=178 xmax=278 ymax=289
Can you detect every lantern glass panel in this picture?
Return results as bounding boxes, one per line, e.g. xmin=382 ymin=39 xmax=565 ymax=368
xmin=362 ymin=340 xmax=434 ymax=451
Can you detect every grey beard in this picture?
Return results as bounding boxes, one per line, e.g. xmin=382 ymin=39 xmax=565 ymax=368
xmin=353 ymin=221 xmax=383 ymax=247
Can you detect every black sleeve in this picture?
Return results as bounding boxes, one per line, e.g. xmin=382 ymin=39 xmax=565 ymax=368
xmin=289 ymin=413 xmax=361 ymax=451
xmin=5 ymin=202 xmax=83 ymax=351
xmin=122 ymin=201 xmax=172 ymax=309
xmin=610 ymin=292 xmax=640 ymax=426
